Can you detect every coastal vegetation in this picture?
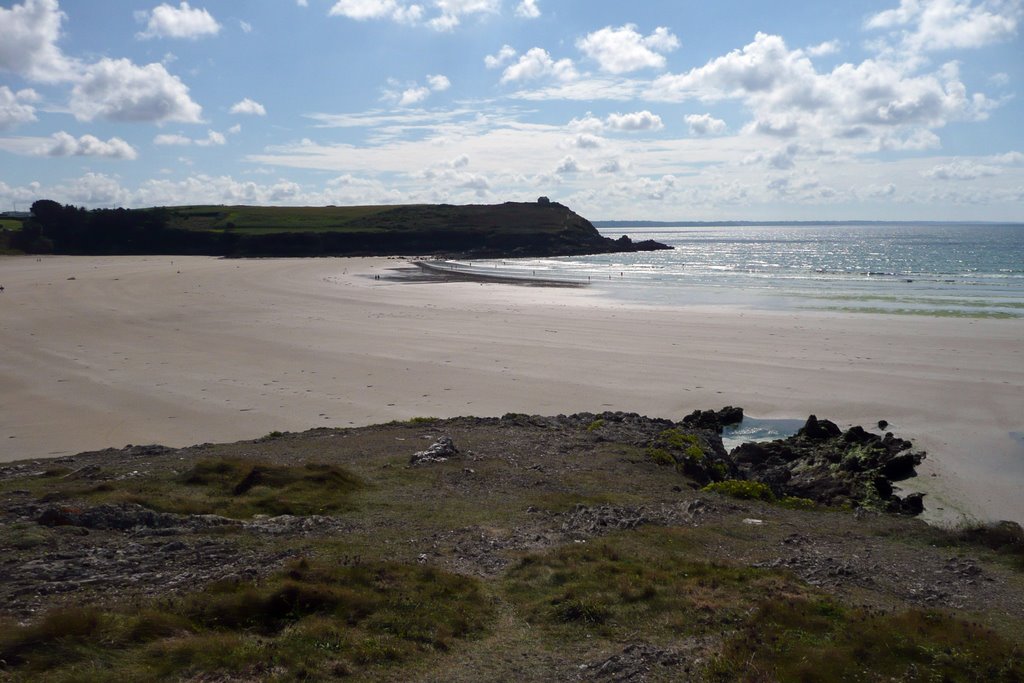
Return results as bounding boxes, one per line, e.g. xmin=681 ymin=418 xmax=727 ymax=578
xmin=0 ymin=412 xmax=1021 ymax=680
xmin=5 ymin=199 xmax=670 ymax=258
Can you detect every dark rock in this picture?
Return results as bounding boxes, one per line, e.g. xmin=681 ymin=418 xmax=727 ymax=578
xmin=878 ymin=419 xmax=889 ymax=430
xmin=898 ymin=493 xmax=926 ymax=515
xmin=798 ymin=415 xmax=842 ymax=440
xmin=680 ymin=406 xmax=744 ymax=433
xmin=727 ymin=417 xmax=926 ymax=515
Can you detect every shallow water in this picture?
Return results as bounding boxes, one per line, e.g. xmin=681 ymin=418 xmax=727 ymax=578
xmin=468 ymin=223 xmax=1024 ymax=317
xmin=721 ymin=417 xmax=806 ymax=451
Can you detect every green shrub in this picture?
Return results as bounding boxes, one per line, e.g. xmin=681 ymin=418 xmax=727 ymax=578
xmin=646 ymin=447 xmax=674 ymax=466
xmin=779 ymin=496 xmax=817 ymax=510
xmin=586 ymin=419 xmax=605 ymax=432
xmin=0 ymin=558 xmax=493 ymax=680
xmin=702 ymin=479 xmax=775 ymax=502
xmin=709 ymin=598 xmax=1024 ymax=680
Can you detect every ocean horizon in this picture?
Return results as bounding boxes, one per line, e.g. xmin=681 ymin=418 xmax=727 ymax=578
xmin=455 ymin=222 xmax=1024 ymax=318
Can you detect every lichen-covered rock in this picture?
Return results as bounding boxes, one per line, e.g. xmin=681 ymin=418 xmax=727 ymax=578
xmin=729 ymin=415 xmax=926 ymax=514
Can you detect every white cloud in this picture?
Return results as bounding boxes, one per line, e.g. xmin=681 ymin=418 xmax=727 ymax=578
xmin=196 ymin=129 xmax=226 ymax=146
xmin=38 ymin=131 xmax=138 ymax=159
xmin=390 ymin=73 xmax=450 ymax=106
xmin=989 ymin=71 xmax=1010 ymax=86
xmin=924 ymin=159 xmax=999 ymax=179
xmin=430 ymin=0 xmax=499 ymax=30
xmin=230 ymin=97 xmax=267 ymax=116
xmin=650 ymin=32 xmax=994 ymax=155
xmin=0 ymin=0 xmax=76 ymax=82
xmin=501 ymin=47 xmax=577 ymax=83
xmin=807 ymin=39 xmax=841 ymax=56
xmin=427 ymin=73 xmax=451 ymax=91
xmin=297 ymin=0 xmax=308 ymax=6
xmin=568 ymin=113 xmax=605 ymax=133
xmin=227 ymin=123 xmax=242 ymax=134
xmin=571 ymin=133 xmax=603 ymax=148
xmin=70 ymin=58 xmax=203 ymax=123
xmin=398 ymin=86 xmax=431 ymax=106
xmin=239 ymin=20 xmax=253 ymax=33
xmin=866 ymin=0 xmax=1022 ymax=51
xmin=154 ymin=133 xmax=192 ymax=145
xmin=485 ymin=44 xmax=517 ymax=69
xmin=0 ymin=86 xmax=38 ymax=129
xmin=555 ymin=155 xmax=580 ymax=174
xmin=154 ymin=129 xmax=226 ymax=146
xmin=606 ymin=110 xmax=663 ymax=131
xmin=515 ymin=0 xmax=540 ymax=18
xmin=329 ymin=0 xmax=423 ymax=24
xmin=137 ymin=2 xmax=221 ymax=40
xmin=577 ymin=24 xmax=679 ymax=74
xmin=991 ymin=150 xmax=1023 ymax=164
xmin=685 ymin=113 xmax=727 ymax=135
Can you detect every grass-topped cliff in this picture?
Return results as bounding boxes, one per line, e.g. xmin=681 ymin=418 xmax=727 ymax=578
xmin=1 ymin=411 xmax=1021 ymax=681
xmin=7 ymin=199 xmax=670 ymax=258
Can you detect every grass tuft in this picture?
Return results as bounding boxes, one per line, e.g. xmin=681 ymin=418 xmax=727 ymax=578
xmin=0 ymin=558 xmax=493 ymax=680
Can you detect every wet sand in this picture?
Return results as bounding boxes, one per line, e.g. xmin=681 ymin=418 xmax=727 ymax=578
xmin=1 ymin=255 xmax=1021 ymax=524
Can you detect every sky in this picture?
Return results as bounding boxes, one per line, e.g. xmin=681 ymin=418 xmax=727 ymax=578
xmin=0 ymin=0 xmax=1021 ymax=221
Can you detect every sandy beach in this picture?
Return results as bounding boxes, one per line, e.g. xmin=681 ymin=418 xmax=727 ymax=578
xmin=1 ymin=255 xmax=1021 ymax=524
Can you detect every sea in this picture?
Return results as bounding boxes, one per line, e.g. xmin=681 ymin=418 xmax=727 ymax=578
xmin=454 ymin=222 xmax=1024 ymax=318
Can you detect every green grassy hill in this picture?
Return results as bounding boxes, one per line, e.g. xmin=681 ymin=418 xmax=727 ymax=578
xmin=13 ymin=199 xmax=671 ymax=258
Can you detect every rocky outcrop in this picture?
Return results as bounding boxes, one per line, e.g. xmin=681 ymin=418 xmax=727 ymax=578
xmin=730 ymin=415 xmax=926 ymax=514
xmin=410 ymin=436 xmax=460 ymax=465
xmin=680 ymin=406 xmax=744 ymax=433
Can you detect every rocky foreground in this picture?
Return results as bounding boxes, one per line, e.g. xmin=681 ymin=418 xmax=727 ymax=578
xmin=1 ymin=411 xmax=1022 ymax=681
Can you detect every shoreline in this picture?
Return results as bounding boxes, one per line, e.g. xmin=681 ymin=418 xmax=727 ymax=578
xmin=1 ymin=254 xmax=1021 ymax=525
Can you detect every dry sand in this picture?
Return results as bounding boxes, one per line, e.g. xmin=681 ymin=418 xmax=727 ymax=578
xmin=1 ymin=255 xmax=1021 ymax=524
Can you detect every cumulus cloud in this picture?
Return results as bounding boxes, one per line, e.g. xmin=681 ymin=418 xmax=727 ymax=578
xmin=577 ymin=24 xmax=679 ymax=74
xmin=427 ymin=74 xmax=451 ymax=91
xmin=38 ymin=131 xmax=138 ymax=159
xmin=485 ymin=44 xmax=517 ymax=69
xmin=923 ymin=159 xmax=999 ymax=179
xmin=329 ymin=0 xmax=501 ymax=29
xmin=650 ymin=32 xmax=994 ymax=154
xmin=685 ymin=113 xmax=727 ymax=135
xmin=571 ymin=133 xmax=603 ymax=148
xmin=389 ymin=72 xmax=451 ymax=106
xmin=0 ymin=86 xmax=39 ymax=129
xmin=70 ymin=58 xmax=203 ymax=123
xmin=807 ymin=39 xmax=841 ymax=56
xmin=328 ymin=0 xmax=423 ymax=23
xmin=501 ymin=47 xmax=577 ymax=83
xmin=230 ymin=97 xmax=266 ymax=115
xmin=555 ymin=155 xmax=580 ymax=174
xmin=398 ymin=86 xmax=431 ymax=105
xmin=137 ymin=2 xmax=221 ymax=40
xmin=429 ymin=0 xmax=500 ymax=30
xmin=0 ymin=0 xmax=76 ymax=82
xmin=606 ymin=110 xmax=663 ymax=131
xmin=866 ymin=0 xmax=1022 ymax=51
xmin=515 ymin=0 xmax=540 ymax=18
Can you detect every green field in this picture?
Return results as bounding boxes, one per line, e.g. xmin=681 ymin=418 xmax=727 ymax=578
xmin=164 ymin=205 xmax=398 ymax=233
xmin=163 ymin=203 xmax=580 ymax=236
xmin=0 ymin=219 xmax=23 ymax=231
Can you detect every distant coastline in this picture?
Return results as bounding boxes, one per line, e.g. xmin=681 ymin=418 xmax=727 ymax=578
xmin=595 ymin=219 xmax=1024 ymax=228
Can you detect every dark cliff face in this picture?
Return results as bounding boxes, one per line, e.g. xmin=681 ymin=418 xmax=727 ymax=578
xmin=18 ymin=199 xmax=671 ymax=258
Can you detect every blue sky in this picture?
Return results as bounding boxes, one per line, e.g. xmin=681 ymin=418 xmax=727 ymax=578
xmin=0 ymin=0 xmax=1021 ymax=220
